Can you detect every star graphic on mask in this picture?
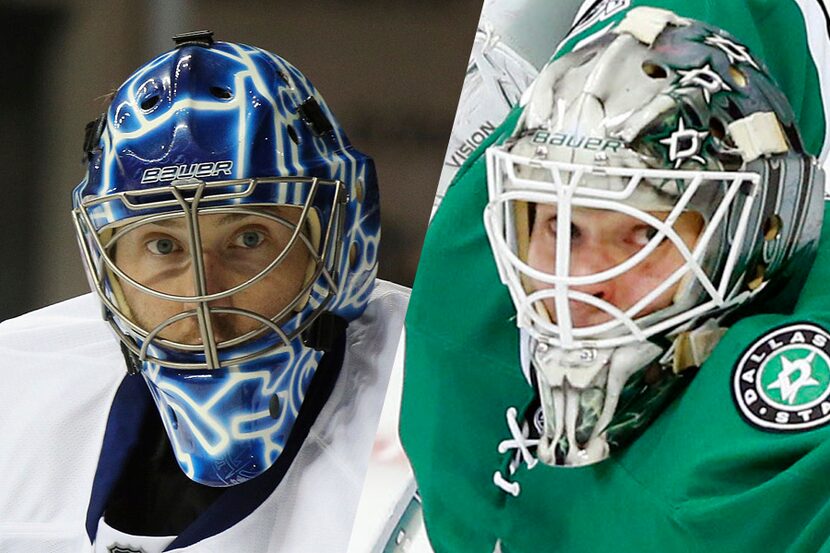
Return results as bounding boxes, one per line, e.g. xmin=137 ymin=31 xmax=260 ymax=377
xmin=767 ymin=352 xmax=820 ymax=405
xmin=704 ymin=34 xmax=760 ymax=70
xmin=677 ymin=64 xmax=732 ymax=103
xmin=659 ymin=118 xmax=708 ymax=168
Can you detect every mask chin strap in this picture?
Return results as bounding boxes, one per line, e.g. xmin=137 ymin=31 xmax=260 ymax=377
xmin=120 ymin=341 xmax=142 ymax=376
xmin=302 ymin=312 xmax=348 ymax=353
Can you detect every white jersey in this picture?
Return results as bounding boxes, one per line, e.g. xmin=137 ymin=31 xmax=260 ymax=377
xmin=0 ymin=280 xmax=409 ymax=553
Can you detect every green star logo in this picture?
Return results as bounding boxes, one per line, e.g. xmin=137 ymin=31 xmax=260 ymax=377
xmin=760 ymin=347 xmax=830 ymax=409
xmin=733 ymin=324 xmax=830 ymax=432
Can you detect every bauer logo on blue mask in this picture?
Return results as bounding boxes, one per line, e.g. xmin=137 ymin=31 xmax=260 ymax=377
xmin=141 ymin=161 xmax=234 ymax=184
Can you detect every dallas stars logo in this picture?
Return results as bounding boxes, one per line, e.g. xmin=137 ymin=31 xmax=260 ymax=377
xmin=571 ymin=0 xmax=631 ymax=34
xmin=659 ymin=118 xmax=708 ymax=168
xmin=677 ymin=64 xmax=732 ymax=104
xmin=766 ymin=352 xmax=821 ymax=404
xmin=733 ymin=324 xmax=830 ymax=432
xmin=704 ymin=33 xmax=760 ymax=70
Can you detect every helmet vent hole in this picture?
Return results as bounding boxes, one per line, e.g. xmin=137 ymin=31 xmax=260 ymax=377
xmin=140 ymin=95 xmax=160 ymax=111
xmin=355 ymin=179 xmax=364 ymax=202
xmin=718 ymin=152 xmax=743 ymax=171
xmin=729 ymin=65 xmax=747 ymax=87
xmin=166 ymin=406 xmax=179 ymax=430
xmin=763 ymin=214 xmax=783 ymax=241
xmin=349 ymin=243 xmax=358 ymax=268
xmin=287 ymin=125 xmax=299 ymax=144
xmin=269 ymin=394 xmax=282 ymax=419
xmin=747 ymin=263 xmax=767 ymax=290
xmin=709 ymin=118 xmax=726 ymax=140
xmin=642 ymin=62 xmax=668 ymax=79
xmin=210 ymin=86 xmax=233 ymax=100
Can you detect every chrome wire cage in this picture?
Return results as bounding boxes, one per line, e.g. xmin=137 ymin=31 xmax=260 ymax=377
xmin=73 ymin=175 xmax=348 ymax=369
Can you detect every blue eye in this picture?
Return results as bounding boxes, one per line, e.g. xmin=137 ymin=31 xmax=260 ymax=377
xmin=236 ymin=230 xmax=265 ymax=248
xmin=147 ymin=238 xmax=179 ymax=255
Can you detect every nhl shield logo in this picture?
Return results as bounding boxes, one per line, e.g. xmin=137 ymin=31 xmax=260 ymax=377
xmin=733 ymin=323 xmax=830 ymax=432
xmin=108 ymin=544 xmax=146 ymax=553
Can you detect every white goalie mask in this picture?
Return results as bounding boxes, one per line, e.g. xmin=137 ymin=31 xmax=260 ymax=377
xmin=484 ymin=7 xmax=824 ymax=466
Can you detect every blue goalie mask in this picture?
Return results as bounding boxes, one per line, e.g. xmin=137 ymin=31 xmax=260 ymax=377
xmin=72 ymin=32 xmax=379 ymax=486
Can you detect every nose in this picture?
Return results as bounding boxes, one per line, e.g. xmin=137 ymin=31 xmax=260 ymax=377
xmin=177 ymin=250 xmax=240 ymax=344
xmin=173 ymin=250 xmax=233 ymax=310
xmin=201 ymin=250 xmax=233 ymax=298
xmin=567 ymin=242 xmax=628 ymax=302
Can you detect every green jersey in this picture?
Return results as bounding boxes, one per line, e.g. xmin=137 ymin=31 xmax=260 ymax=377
xmin=401 ymin=1 xmax=830 ymax=552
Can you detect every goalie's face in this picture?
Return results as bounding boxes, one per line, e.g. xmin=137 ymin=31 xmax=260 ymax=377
xmin=527 ymin=204 xmax=704 ymax=328
xmin=113 ymin=206 xmax=311 ymax=345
